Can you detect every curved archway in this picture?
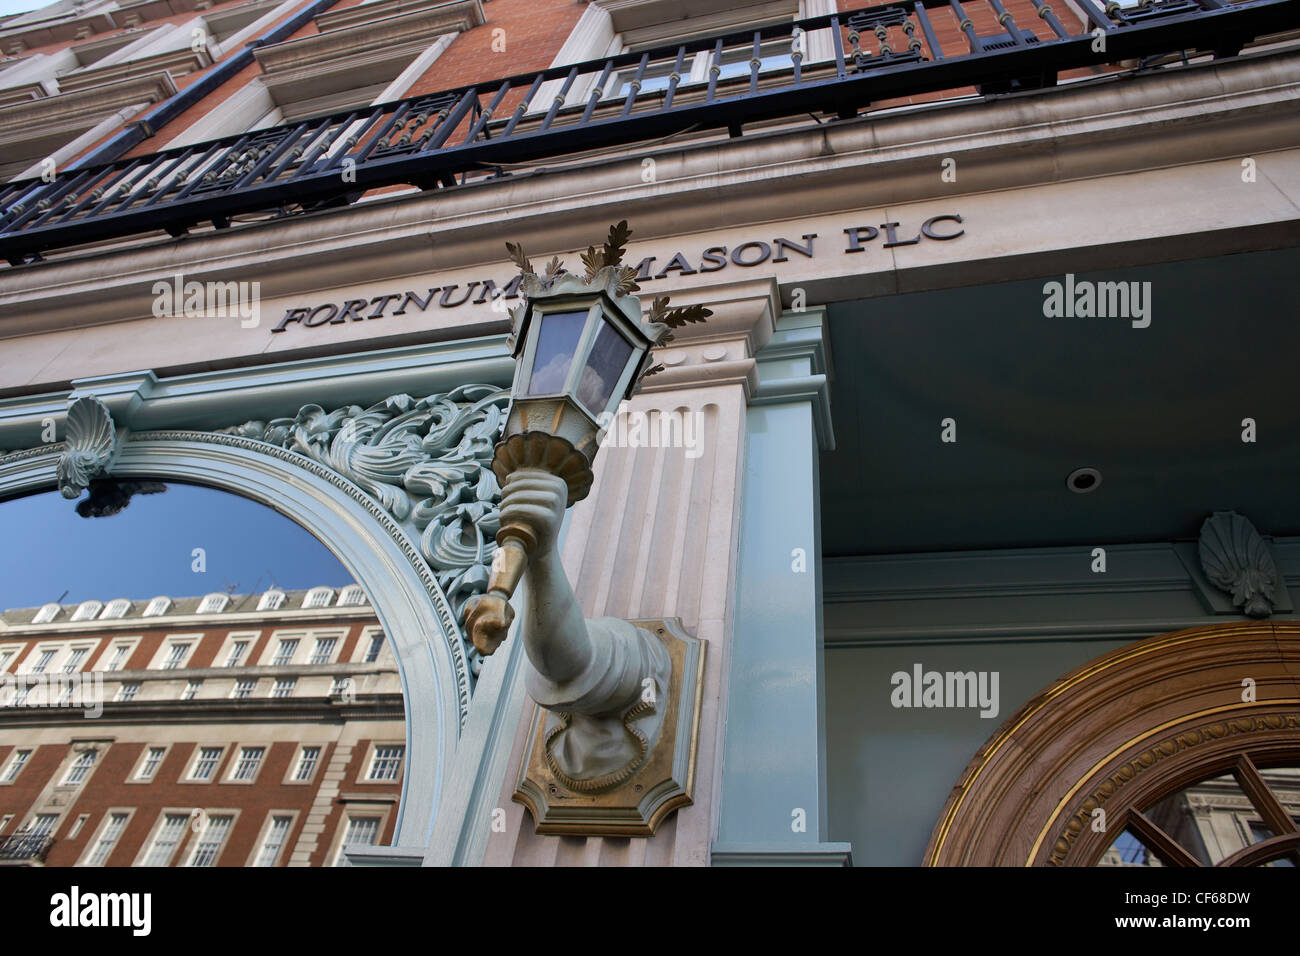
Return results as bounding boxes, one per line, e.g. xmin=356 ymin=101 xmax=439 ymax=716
xmin=0 ymin=435 xmax=470 ymax=848
xmin=925 ymin=621 xmax=1300 ymax=866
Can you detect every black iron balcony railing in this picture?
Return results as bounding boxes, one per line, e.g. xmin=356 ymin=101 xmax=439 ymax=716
xmin=1 ymin=0 xmax=1296 ymax=265
xmin=0 ymin=833 xmax=54 ymax=864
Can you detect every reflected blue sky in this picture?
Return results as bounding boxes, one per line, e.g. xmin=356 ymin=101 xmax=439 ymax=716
xmin=0 ymin=482 xmax=353 ymax=610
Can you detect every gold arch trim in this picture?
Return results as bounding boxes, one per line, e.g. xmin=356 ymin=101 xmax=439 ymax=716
xmin=925 ymin=621 xmax=1292 ymax=866
xmin=1026 ymin=701 xmax=1300 ymax=865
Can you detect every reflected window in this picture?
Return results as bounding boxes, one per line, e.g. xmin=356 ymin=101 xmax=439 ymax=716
xmin=224 ymin=641 xmax=250 ymax=667
xmin=337 ymin=585 xmax=366 ymax=607
xmin=198 ymin=593 xmax=230 ymax=614
xmin=1098 ymin=759 xmax=1300 ymax=868
xmin=71 ymin=601 xmax=102 ymax=622
xmin=257 ymin=590 xmax=286 ymax=611
xmin=143 ymin=596 xmax=172 ymax=617
xmin=527 ymin=311 xmax=586 ymax=395
xmin=575 ymin=321 xmax=634 ymax=415
xmin=334 ymin=816 xmax=380 ymax=865
xmin=100 ymin=599 xmax=131 ymax=620
xmin=61 ymin=751 xmax=97 ymax=786
xmin=33 ymin=604 xmax=61 ymax=624
xmin=105 ymin=644 xmax=131 ymax=671
xmin=304 ymin=587 xmax=334 ymax=609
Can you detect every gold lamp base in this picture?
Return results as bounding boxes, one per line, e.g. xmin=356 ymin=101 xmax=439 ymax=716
xmin=491 ymin=429 xmax=595 ymax=507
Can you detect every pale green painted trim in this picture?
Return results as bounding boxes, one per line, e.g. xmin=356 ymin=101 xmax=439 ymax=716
xmin=0 ymin=439 xmax=463 ymax=849
xmin=423 ymin=576 xmax=534 ymax=866
xmin=751 ymin=309 xmax=834 ymax=451
xmin=710 ymin=843 xmax=853 ymax=867
xmin=716 ymin=308 xmax=838 ymax=855
xmin=345 ymin=845 xmax=426 ymax=866
xmin=0 ymin=336 xmax=513 ymax=448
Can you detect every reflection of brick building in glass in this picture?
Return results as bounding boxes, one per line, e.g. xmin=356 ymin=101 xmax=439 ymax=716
xmin=0 ymin=586 xmax=404 ymax=866
xmin=1099 ymin=768 xmax=1300 ymax=868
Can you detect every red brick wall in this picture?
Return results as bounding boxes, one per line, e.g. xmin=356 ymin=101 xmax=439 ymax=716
xmin=0 ymin=731 xmax=401 ymax=866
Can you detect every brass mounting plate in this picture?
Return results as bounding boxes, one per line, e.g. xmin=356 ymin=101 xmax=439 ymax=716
xmin=512 ymin=618 xmax=705 ymax=837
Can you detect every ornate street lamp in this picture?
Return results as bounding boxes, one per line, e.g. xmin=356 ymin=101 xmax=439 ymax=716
xmin=464 ymin=222 xmax=710 ymax=656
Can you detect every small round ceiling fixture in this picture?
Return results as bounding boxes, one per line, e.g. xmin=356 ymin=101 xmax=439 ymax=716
xmin=1067 ymin=467 xmax=1102 ymax=494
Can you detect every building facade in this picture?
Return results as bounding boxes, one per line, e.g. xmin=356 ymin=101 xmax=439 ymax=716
xmin=0 ymin=586 xmax=405 ymax=866
xmin=0 ymin=0 xmax=1298 ymax=867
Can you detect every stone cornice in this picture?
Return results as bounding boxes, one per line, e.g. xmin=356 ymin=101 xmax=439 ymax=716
xmin=253 ymin=1 xmax=484 ymax=77
xmin=55 ymin=46 xmax=211 ymax=94
xmin=591 ymin=0 xmax=791 ymax=34
xmin=0 ymin=81 xmax=49 ymax=106
xmin=258 ymin=38 xmax=429 ymax=106
xmin=314 ymin=0 xmax=484 ymax=33
xmin=0 ymin=69 xmax=174 ymax=136
xmin=0 ymin=10 xmax=119 ymax=55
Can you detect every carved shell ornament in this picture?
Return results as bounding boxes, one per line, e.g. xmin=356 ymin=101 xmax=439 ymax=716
xmin=56 ymin=396 xmax=116 ymax=499
xmin=1198 ymin=511 xmax=1280 ymax=618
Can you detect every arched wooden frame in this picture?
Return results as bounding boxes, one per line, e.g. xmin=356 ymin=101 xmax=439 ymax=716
xmin=925 ymin=621 xmax=1300 ymax=866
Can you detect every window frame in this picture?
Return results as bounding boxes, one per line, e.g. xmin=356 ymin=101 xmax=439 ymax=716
xmin=1 ymin=748 xmax=33 ymax=784
xmin=135 ymin=810 xmax=193 ymax=867
xmin=24 ymin=645 xmax=59 ymax=675
xmin=148 ymin=634 xmax=202 ymax=671
xmin=226 ymin=744 xmax=268 ymax=784
xmin=353 ymin=626 xmax=387 ymax=664
xmin=132 ymin=745 xmax=169 ymax=782
xmin=79 ymin=809 xmax=135 ymax=867
xmin=218 ymin=630 xmax=260 ymax=668
xmin=99 ymin=598 xmax=132 ymax=620
xmin=186 ymin=745 xmax=225 ymax=783
xmin=59 ymin=748 xmax=99 ymax=787
xmin=95 ymin=638 xmax=140 ymax=672
xmin=257 ymin=589 xmax=286 ymax=611
xmin=70 ymin=600 xmax=103 ymax=622
xmin=303 ymin=587 xmax=334 ymax=609
xmin=142 ymin=596 xmax=172 ymax=617
xmin=32 ymin=603 xmax=62 ymax=624
xmin=61 ymin=645 xmax=93 ymax=673
xmin=308 ymin=636 xmax=338 ymax=665
xmin=363 ymin=742 xmax=405 ymax=783
xmin=247 ymin=810 xmax=298 ymax=867
xmin=184 ymin=810 xmax=237 ymax=867
xmin=330 ymin=813 xmax=384 ymax=866
xmin=270 ymin=637 xmax=300 ymax=667
xmin=196 ymin=592 xmax=231 ymax=615
xmin=286 ymin=744 xmax=323 ymax=785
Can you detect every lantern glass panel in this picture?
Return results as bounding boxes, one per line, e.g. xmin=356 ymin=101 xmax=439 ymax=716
xmin=526 ymin=310 xmax=588 ymax=396
xmin=576 ymin=318 xmax=636 ymax=415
